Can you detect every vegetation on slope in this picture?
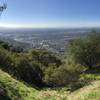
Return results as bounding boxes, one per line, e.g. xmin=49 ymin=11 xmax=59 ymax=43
xmin=68 ymin=80 xmax=100 ymax=100
xmin=0 ymin=32 xmax=100 ymax=100
xmin=1 ymin=69 xmax=100 ymax=100
xmin=0 ymin=69 xmax=38 ymax=100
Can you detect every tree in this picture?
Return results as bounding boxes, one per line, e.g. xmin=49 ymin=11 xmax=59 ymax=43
xmin=67 ymin=33 xmax=100 ymax=69
xmin=0 ymin=2 xmax=7 ymax=15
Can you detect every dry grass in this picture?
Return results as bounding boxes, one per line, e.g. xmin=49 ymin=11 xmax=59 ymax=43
xmin=68 ymin=80 xmax=100 ymax=100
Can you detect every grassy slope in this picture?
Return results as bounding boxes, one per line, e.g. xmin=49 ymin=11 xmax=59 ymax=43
xmin=0 ymin=70 xmax=38 ymax=100
xmin=38 ymin=80 xmax=100 ymax=100
xmin=0 ymin=69 xmax=69 ymax=100
xmin=0 ymin=69 xmax=100 ymax=100
xmin=68 ymin=80 xmax=100 ymax=100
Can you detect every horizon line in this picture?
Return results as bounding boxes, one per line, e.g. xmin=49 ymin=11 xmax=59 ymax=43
xmin=0 ymin=23 xmax=100 ymax=29
xmin=1 ymin=26 xmax=100 ymax=29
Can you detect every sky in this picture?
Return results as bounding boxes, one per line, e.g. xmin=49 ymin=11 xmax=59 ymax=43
xmin=0 ymin=0 xmax=100 ymax=28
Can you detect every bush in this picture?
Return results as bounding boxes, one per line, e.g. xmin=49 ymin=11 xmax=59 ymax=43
xmin=28 ymin=49 xmax=62 ymax=67
xmin=0 ymin=48 xmax=13 ymax=72
xmin=44 ymin=64 xmax=81 ymax=88
xmin=14 ymin=56 xmax=43 ymax=86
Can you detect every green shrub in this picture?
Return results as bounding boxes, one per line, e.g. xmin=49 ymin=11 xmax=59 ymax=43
xmin=14 ymin=56 xmax=43 ymax=86
xmin=44 ymin=64 xmax=81 ymax=88
xmin=28 ymin=49 xmax=62 ymax=67
xmin=0 ymin=48 xmax=13 ymax=72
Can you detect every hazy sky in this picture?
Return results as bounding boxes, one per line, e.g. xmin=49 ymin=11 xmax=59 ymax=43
xmin=0 ymin=0 xmax=100 ymax=28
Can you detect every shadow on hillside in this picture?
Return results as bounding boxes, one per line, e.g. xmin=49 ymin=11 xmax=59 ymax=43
xmin=84 ymin=66 xmax=100 ymax=74
xmin=0 ymin=88 xmax=10 ymax=100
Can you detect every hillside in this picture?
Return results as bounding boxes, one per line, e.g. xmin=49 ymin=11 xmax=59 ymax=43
xmin=68 ymin=80 xmax=100 ymax=100
xmin=0 ymin=70 xmax=38 ymax=100
xmin=0 ymin=33 xmax=100 ymax=100
xmin=0 ymin=69 xmax=68 ymax=100
xmin=0 ymin=69 xmax=100 ymax=100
